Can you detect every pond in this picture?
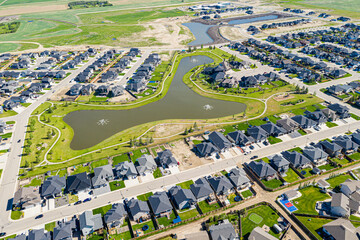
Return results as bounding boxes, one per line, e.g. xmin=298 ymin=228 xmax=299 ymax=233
xmin=64 ymin=55 xmax=246 ymax=150
xmin=182 ymin=22 xmax=215 ymax=46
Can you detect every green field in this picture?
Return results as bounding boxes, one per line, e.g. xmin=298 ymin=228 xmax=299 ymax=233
xmin=293 ymin=187 xmax=330 ymax=215
xmin=249 ymin=213 xmax=263 ymax=224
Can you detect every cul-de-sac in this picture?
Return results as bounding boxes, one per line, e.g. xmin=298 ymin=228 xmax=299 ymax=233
xmin=0 ymin=0 xmax=360 ymax=239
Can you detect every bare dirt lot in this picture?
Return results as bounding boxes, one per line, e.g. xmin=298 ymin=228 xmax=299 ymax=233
xmin=273 ymin=93 xmax=294 ymax=101
xmin=170 ymin=139 xmax=213 ymax=171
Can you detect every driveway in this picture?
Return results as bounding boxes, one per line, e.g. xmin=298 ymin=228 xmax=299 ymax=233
xmin=288 ymin=131 xmax=301 ymax=139
xmin=124 ymin=178 xmax=139 ymax=188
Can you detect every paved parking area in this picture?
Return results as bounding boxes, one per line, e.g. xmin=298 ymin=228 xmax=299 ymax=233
xmin=140 ymin=173 xmax=155 ymax=183
xmin=125 ymin=178 xmax=139 ymax=188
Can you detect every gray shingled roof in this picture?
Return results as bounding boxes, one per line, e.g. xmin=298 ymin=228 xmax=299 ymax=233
xmin=136 ymin=154 xmax=157 ymax=175
xmin=41 ymin=175 xmax=66 ymax=198
xmin=208 ymin=220 xmax=238 ymax=240
xmin=79 ymin=211 xmax=103 ymax=236
xmin=334 ymin=135 xmax=359 ymax=151
xmin=269 ymin=154 xmax=290 ymax=168
xmin=281 ymin=151 xmax=311 ymax=168
xmin=190 ymin=178 xmax=214 ymax=199
xmin=28 ymin=229 xmax=51 ymax=240
xmin=126 ymin=198 xmax=150 ymax=220
xmin=323 ymin=218 xmax=359 ymax=240
xmin=66 ymin=172 xmax=91 ymax=193
xmin=104 ymin=203 xmax=127 ymax=224
xmin=169 ymin=186 xmax=196 ymax=208
xmin=207 ymin=176 xmax=233 ymax=195
xmin=208 ymin=131 xmax=232 ymax=150
xmin=148 ymin=191 xmax=173 ymax=215
xmin=115 ymin=161 xmax=137 ymax=179
xmin=91 ymin=164 xmax=114 ymax=187
xmin=228 ymin=168 xmax=250 ymax=188
xmin=303 ymin=146 xmax=328 ymax=161
xmin=248 ymin=160 xmax=277 ymax=178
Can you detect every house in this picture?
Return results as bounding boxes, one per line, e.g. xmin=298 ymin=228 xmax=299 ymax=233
xmin=248 ymin=227 xmax=278 ymax=240
xmin=79 ymin=211 xmax=104 ymax=236
xmin=319 ymin=140 xmax=343 ymax=158
xmin=276 ymin=118 xmax=299 ymax=133
xmin=207 ymin=175 xmax=234 ymax=196
xmin=291 ymin=115 xmax=316 ymax=129
xmin=104 ymin=203 xmax=127 ymax=230
xmin=323 ymin=218 xmax=360 ymax=240
xmin=96 ymin=85 xmax=110 ymax=96
xmin=195 ymin=142 xmax=219 ymax=158
xmin=208 ymin=131 xmax=232 ymax=152
xmin=260 ymin=122 xmax=286 ymax=137
xmin=168 ymin=185 xmax=196 ymax=210
xmin=246 ymin=126 xmax=268 ymax=142
xmin=304 ymin=110 xmax=328 ymax=126
xmin=248 ymin=160 xmax=277 ymax=181
xmin=351 ymin=132 xmax=360 ymax=145
xmin=269 ymin=154 xmax=290 ymax=174
xmin=28 ymin=228 xmax=51 ymax=240
xmin=13 ymin=186 xmax=41 ymax=209
xmin=91 ymin=164 xmax=114 ymax=188
xmin=227 ymin=167 xmax=251 ymax=190
xmin=302 ymin=146 xmax=328 ymax=166
xmin=321 ymin=108 xmax=338 ymax=122
xmin=157 ymin=149 xmax=178 ymax=169
xmin=114 ymin=161 xmax=137 ymax=180
xmin=135 ymin=154 xmax=157 ymax=176
xmin=328 ymin=103 xmax=350 ymax=119
xmin=333 ymin=135 xmax=359 ymax=154
xmin=281 ymin=151 xmax=312 ymax=169
xmin=69 ymin=84 xmax=82 ymax=96
xmin=208 ymin=219 xmax=239 ymax=240
xmin=110 ymin=85 xmax=124 ymax=97
xmin=331 ymin=193 xmax=350 ymax=217
xmin=53 ymin=219 xmax=77 ymax=240
xmin=126 ymin=198 xmax=151 ymax=222
xmin=65 ymin=172 xmax=91 ymax=194
xmin=227 ymin=131 xmax=254 ymax=146
xmin=40 ymin=175 xmax=66 ymax=198
xmin=329 ymin=69 xmax=347 ymax=79
xmin=80 ymin=85 xmax=95 ymax=96
xmin=190 ymin=178 xmax=216 ymax=202
xmin=341 ymin=179 xmax=360 ymax=200
xmin=148 ymin=191 xmax=173 ymax=218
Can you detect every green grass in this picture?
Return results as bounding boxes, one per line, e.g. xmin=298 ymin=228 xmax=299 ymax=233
xmin=109 ymin=180 xmax=125 ymax=191
xmin=137 ymin=192 xmax=153 ymax=201
xmin=192 ymin=140 xmax=202 ymax=145
xmin=267 ymin=136 xmax=283 ymax=145
xmin=130 ymin=148 xmax=150 ymax=161
xmin=249 ymin=213 xmax=263 ymax=224
xmin=93 ymin=204 xmax=112 ymax=216
xmin=331 ymin=157 xmax=350 ymax=165
xmin=299 ymin=168 xmax=314 ymax=178
xmin=298 ymin=129 xmax=307 ymax=135
xmin=318 ymin=164 xmax=335 ymax=171
xmin=0 ymin=169 xmax=2 ymax=179
xmin=326 ymin=122 xmax=338 ymax=128
xmin=282 ymin=168 xmax=301 ymax=183
xmin=268 ymin=115 xmax=281 ymax=123
xmin=67 ymin=194 xmax=78 ymax=204
xmin=293 ymin=187 xmax=330 ymax=215
xmin=0 ymin=43 xmax=19 ymax=53
xmin=261 ymin=178 xmax=283 ymax=189
xmin=112 ymin=154 xmax=130 ymax=166
xmin=45 ymin=222 xmax=56 ymax=232
xmin=0 ymin=132 xmax=12 ymax=138
xmin=176 ymin=180 xmax=194 ymax=189
xmin=240 ymin=190 xmax=253 ymax=198
xmin=111 ymin=231 xmax=132 ymax=240
xmin=132 ymin=220 xmax=155 ymax=235
xmin=351 ymin=113 xmax=360 ymax=120
xmin=157 ymin=211 xmax=176 ymax=227
xmin=24 ymin=177 xmax=42 ymax=187
xmin=0 ymin=110 xmax=17 ymax=118
xmin=198 ymin=200 xmax=221 ymax=213
xmin=153 ymin=168 xmax=162 ymax=179
xmin=296 ymin=216 xmax=332 ymax=240
xmin=248 ymin=119 xmax=267 ymax=126
xmin=11 ymin=210 xmax=23 ymax=220
xmin=71 ymin=164 xmax=90 ymax=175
xmin=90 ymin=159 xmax=109 ymax=169
xmin=241 ymin=205 xmax=281 ymax=239
xmin=288 ymin=147 xmax=303 ymax=153
xmin=6 ymin=121 xmax=15 ymax=124
xmin=326 ymin=174 xmax=355 ymax=188
xmin=178 ymin=208 xmax=200 ymax=220
xmin=350 ymin=152 xmax=360 ymax=160
xmin=228 ymin=193 xmax=240 ymax=204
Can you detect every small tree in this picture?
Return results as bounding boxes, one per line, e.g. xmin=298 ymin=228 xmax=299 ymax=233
xmin=51 ymin=129 xmax=56 ymax=136
xmin=47 ymin=130 xmax=52 ymax=139
xmin=193 ymin=122 xmax=198 ymax=130
xmin=184 ymin=128 xmax=189 ymax=135
xmin=149 ymin=137 xmax=154 ymax=143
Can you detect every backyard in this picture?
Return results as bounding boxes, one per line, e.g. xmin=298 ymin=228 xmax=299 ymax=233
xmin=293 ymin=186 xmax=330 ymax=215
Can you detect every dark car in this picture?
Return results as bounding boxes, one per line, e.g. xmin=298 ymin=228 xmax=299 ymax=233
xmin=17 ymin=139 xmax=21 ymax=143
xmin=83 ymin=198 xmax=92 ymax=203
xmin=250 ymin=155 xmax=258 ymax=160
xmin=0 ymin=233 xmax=6 ymax=237
xmin=263 ymin=141 xmax=269 ymax=146
xmin=74 ymin=200 xmax=82 ymax=205
xmin=249 ymin=145 xmax=254 ymax=150
xmin=35 ymin=214 xmax=43 ymax=219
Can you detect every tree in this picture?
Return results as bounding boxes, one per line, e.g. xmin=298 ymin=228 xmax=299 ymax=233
xmin=51 ymin=129 xmax=56 ymax=136
xmin=149 ymin=137 xmax=154 ymax=143
xmin=188 ymin=46 xmax=192 ymax=52
xmin=53 ymin=104 xmax=57 ymax=110
xmin=189 ymin=126 xmax=193 ymax=133
xmin=184 ymin=128 xmax=189 ymax=135
xmin=26 ymin=139 xmax=32 ymax=146
xmin=47 ymin=117 xmax=51 ymax=123
xmin=129 ymin=138 xmax=134 ymax=147
xmin=47 ymin=130 xmax=52 ymax=139
xmin=193 ymin=122 xmax=198 ymax=130
xmin=29 ymin=133 xmax=33 ymax=140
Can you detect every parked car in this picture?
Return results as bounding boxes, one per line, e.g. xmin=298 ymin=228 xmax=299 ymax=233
xmin=83 ymin=198 xmax=92 ymax=203
xmin=263 ymin=141 xmax=269 ymax=146
xmin=249 ymin=145 xmax=254 ymax=150
xmin=250 ymin=155 xmax=258 ymax=160
xmin=0 ymin=233 xmax=6 ymax=237
xmin=35 ymin=214 xmax=43 ymax=219
xmin=17 ymin=139 xmax=21 ymax=143
xmin=74 ymin=200 xmax=82 ymax=205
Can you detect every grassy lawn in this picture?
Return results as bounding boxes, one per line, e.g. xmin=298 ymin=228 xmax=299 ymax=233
xmin=241 ymin=205 xmax=281 ymax=239
xmin=137 ymin=192 xmax=153 ymax=201
xmin=268 ymin=115 xmax=281 ymax=123
xmin=157 ymin=211 xmax=176 ymax=227
xmin=93 ymin=204 xmax=112 ymax=216
xmin=71 ymin=164 xmax=90 ymax=175
xmin=0 ymin=169 xmax=2 ymax=179
xmin=351 ymin=113 xmax=360 ymax=121
xmin=298 ymin=129 xmax=307 ymax=135
xmin=6 ymin=121 xmax=15 ymax=124
xmin=288 ymin=147 xmax=303 ymax=153
xmin=0 ymin=110 xmax=17 ymax=118
xmin=228 ymin=193 xmax=241 ymax=204
xmin=68 ymin=194 xmax=78 ymax=204
xmin=326 ymin=174 xmax=355 ymax=188
xmin=111 ymin=231 xmax=132 ymax=240
xmin=45 ymin=222 xmax=56 ymax=232
xmin=331 ymin=157 xmax=350 ymax=165
xmin=178 ymin=208 xmax=200 ymax=220
xmin=112 ymin=154 xmax=130 ymax=166
xmin=326 ymin=122 xmax=338 ymax=128
xmin=109 ymin=180 xmax=125 ymax=191
xmin=349 ymin=152 xmax=360 ymax=160
xmin=282 ymin=168 xmax=301 ymax=183
xmin=24 ymin=177 xmax=42 ymax=187
xmin=267 ymin=136 xmax=283 ymax=145
xmin=153 ymin=168 xmax=162 ymax=179
xmin=11 ymin=210 xmax=23 ymax=220
xmin=198 ymin=200 xmax=221 ymax=213
xmin=130 ymin=148 xmax=150 ymax=161
xmin=192 ymin=140 xmax=202 ymax=145
xmin=293 ymin=187 xmax=330 ymax=215
xmin=318 ymin=164 xmax=335 ymax=171
xmin=0 ymin=132 xmax=12 ymax=138
xmin=261 ymin=178 xmax=283 ymax=189
xmin=241 ymin=190 xmax=253 ymax=198
xmin=299 ymin=168 xmax=314 ymax=178
xmin=248 ymin=119 xmax=267 ymax=126
xmin=90 ymin=159 xmax=109 ymax=169
xmin=176 ymin=180 xmax=194 ymax=189
xmin=132 ymin=219 xmax=155 ymax=235
xmin=296 ymin=216 xmax=332 ymax=240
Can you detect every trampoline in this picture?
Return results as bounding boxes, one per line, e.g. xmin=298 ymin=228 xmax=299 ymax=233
xmin=234 ymin=196 xmax=241 ymax=202
xmin=280 ymin=199 xmax=298 ymax=212
xmin=142 ymin=225 xmax=149 ymax=231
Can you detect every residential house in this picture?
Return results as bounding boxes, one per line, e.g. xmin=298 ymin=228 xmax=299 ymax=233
xmin=28 ymin=229 xmax=51 ymax=240
xmin=341 ymin=179 xmax=360 ymax=200
xmin=328 ymin=103 xmax=350 ymax=119
xmin=321 ymin=108 xmax=338 ymax=122
xmin=65 ymin=172 xmax=91 ymax=194
xmin=114 ymin=161 xmax=137 ymax=180
xmin=9 ymin=234 xmax=26 ymax=240
xmin=227 ymin=167 xmax=251 ymax=190
xmin=246 ymin=126 xmax=268 ymax=142
xmin=80 ymin=85 xmax=95 ymax=96
xmin=323 ymin=218 xmax=360 ymax=240
xmin=276 ymin=118 xmax=299 ymax=133
xmin=126 ymin=198 xmax=151 ymax=222
xmin=269 ymin=154 xmax=290 ymax=175
xmin=318 ymin=140 xmax=343 ymax=158
xmin=304 ymin=110 xmax=328 ymax=126
xmin=334 ymin=135 xmax=359 ymax=154
xmin=331 ymin=193 xmax=350 ymax=217
xmin=190 ymin=178 xmax=216 ymax=203
xmin=195 ymin=142 xmax=219 ymax=158
xmin=157 ymin=149 xmax=178 ymax=170
xmin=260 ymin=122 xmax=286 ymax=137
xmin=351 ymin=132 xmax=360 ymax=145
xmin=135 ymin=154 xmax=157 ymax=176
xmin=227 ymin=131 xmax=254 ymax=146
xmin=291 ymin=115 xmax=316 ymax=129
xmin=91 ymin=164 xmax=114 ymax=188
xmin=208 ymin=131 xmax=232 ymax=152
xmin=40 ymin=175 xmax=66 ymax=198
xmin=13 ymin=186 xmax=41 ymax=209
xmin=208 ymin=219 xmax=239 ymax=240
xmin=53 ymin=219 xmax=77 ymax=240
xmin=302 ymin=146 xmax=328 ymax=166
xmin=207 ymin=175 xmax=234 ymax=196
xmin=79 ymin=211 xmax=104 ymax=236
xmin=69 ymin=84 xmax=82 ymax=96
xmin=148 ymin=191 xmax=173 ymax=218
xmin=104 ymin=203 xmax=127 ymax=230
xmin=281 ymin=151 xmax=312 ymax=169
xmin=110 ymin=85 xmax=124 ymax=97
xmin=248 ymin=227 xmax=278 ymax=240
xmin=168 ymin=185 xmax=196 ymax=210
xmin=248 ymin=160 xmax=277 ymax=181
